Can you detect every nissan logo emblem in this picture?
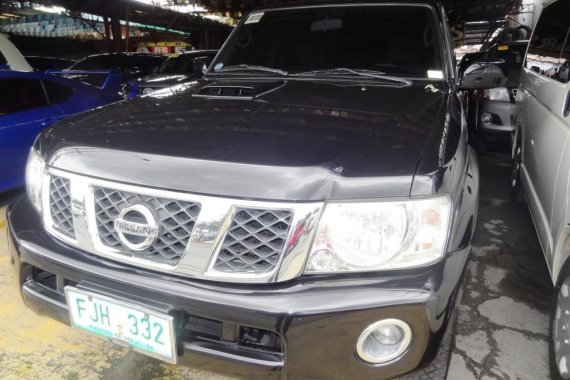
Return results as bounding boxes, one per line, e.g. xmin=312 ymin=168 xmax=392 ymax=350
xmin=113 ymin=204 xmax=159 ymax=251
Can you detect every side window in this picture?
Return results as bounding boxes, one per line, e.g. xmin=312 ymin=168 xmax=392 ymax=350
xmin=43 ymin=80 xmax=75 ymax=104
xmin=525 ymin=0 xmax=570 ymax=83
xmin=0 ymin=51 xmax=7 ymax=65
xmin=0 ymin=78 xmax=49 ymax=115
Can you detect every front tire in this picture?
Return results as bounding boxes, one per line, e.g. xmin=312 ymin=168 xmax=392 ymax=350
xmin=551 ymin=277 xmax=570 ymax=380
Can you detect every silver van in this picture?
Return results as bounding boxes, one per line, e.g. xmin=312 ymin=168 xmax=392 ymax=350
xmin=512 ymin=0 xmax=570 ymax=378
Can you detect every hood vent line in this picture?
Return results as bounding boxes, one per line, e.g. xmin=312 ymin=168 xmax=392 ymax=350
xmin=195 ymin=86 xmax=256 ymax=99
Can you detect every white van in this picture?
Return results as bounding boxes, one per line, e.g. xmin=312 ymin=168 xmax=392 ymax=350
xmin=512 ymin=0 xmax=570 ymax=378
xmin=0 ymin=33 xmax=32 ymax=71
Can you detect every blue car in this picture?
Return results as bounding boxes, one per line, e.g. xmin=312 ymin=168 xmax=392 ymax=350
xmin=0 ymin=69 xmax=123 ymax=193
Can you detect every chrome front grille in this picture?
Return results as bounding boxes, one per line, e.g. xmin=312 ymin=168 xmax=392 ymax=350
xmin=49 ymin=176 xmax=75 ymax=239
xmin=93 ymin=187 xmax=201 ymax=265
xmin=44 ymin=167 xmax=322 ymax=284
xmin=214 ymin=208 xmax=293 ymax=273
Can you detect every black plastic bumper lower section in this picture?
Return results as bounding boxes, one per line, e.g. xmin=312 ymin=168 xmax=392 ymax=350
xmin=8 ymin=196 xmax=470 ymax=380
xmin=479 ymin=99 xmax=516 ymax=137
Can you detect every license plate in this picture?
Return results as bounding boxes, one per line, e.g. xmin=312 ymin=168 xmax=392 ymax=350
xmin=65 ymin=287 xmax=177 ymax=363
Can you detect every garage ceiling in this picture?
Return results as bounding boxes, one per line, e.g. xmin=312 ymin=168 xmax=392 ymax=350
xmin=36 ymin=0 xmax=522 ymax=45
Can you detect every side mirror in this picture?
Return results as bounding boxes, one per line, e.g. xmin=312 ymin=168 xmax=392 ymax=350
xmin=193 ymin=56 xmax=209 ymax=79
xmin=459 ymin=61 xmax=507 ymax=90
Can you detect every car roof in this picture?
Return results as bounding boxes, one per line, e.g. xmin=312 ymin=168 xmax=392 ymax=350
xmin=0 ymin=69 xmax=95 ymax=88
xmin=252 ymin=0 xmax=442 ymax=12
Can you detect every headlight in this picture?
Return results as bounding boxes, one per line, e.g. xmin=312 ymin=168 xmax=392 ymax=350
xmin=483 ymin=88 xmax=510 ymax=102
xmin=25 ymin=148 xmax=45 ymax=213
xmin=305 ymin=196 xmax=451 ymax=273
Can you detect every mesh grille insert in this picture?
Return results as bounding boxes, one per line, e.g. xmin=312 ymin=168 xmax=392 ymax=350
xmin=93 ymin=187 xmax=201 ymax=265
xmin=49 ymin=176 xmax=75 ymax=239
xmin=214 ymin=208 xmax=293 ymax=273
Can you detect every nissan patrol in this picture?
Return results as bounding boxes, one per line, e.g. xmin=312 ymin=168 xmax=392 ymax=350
xmin=8 ymin=1 xmax=506 ymax=378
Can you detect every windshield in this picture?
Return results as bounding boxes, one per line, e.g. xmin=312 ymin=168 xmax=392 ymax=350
xmin=211 ymin=5 xmax=443 ymax=79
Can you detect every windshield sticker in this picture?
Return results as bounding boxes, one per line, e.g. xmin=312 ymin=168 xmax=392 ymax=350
xmin=245 ymin=12 xmax=264 ymax=24
xmin=214 ymin=63 xmax=224 ymax=71
xmin=427 ymin=70 xmax=444 ymax=79
xmin=498 ymin=45 xmax=509 ymax=51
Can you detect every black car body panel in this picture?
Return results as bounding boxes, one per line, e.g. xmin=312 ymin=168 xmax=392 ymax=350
xmin=8 ymin=1 xmax=480 ymax=379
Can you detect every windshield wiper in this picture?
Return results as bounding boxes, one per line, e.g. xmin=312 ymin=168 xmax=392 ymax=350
xmin=292 ymin=68 xmax=412 ymax=86
xmin=214 ymin=65 xmax=288 ymax=76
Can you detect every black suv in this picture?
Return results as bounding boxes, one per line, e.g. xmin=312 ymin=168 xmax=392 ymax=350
xmin=8 ymin=1 xmax=506 ymax=378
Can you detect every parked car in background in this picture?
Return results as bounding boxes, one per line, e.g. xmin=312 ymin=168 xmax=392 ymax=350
xmin=7 ymin=1 xmax=508 ymax=378
xmin=66 ymin=52 xmax=167 ymax=89
xmin=127 ymin=50 xmax=217 ymax=97
xmin=510 ymin=1 xmax=570 ymax=379
xmin=0 ymin=33 xmax=32 ymax=71
xmin=25 ymin=56 xmax=75 ymax=72
xmin=469 ymin=40 xmax=528 ymax=151
xmin=0 ymin=69 xmax=122 ymax=193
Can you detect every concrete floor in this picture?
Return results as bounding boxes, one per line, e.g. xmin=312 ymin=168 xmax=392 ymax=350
xmin=0 ymin=149 xmax=554 ymax=380
xmin=449 ymin=150 xmax=553 ymax=379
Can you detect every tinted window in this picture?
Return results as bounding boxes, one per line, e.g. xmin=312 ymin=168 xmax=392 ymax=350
xmin=71 ymin=55 xmax=124 ymax=70
xmin=128 ymin=56 xmax=167 ymax=75
xmin=157 ymin=53 xmax=215 ymax=74
xmin=212 ymin=5 xmax=442 ymax=78
xmin=526 ymin=0 xmax=570 ymax=83
xmin=43 ymin=80 xmax=75 ymax=104
xmin=0 ymin=78 xmax=48 ymax=115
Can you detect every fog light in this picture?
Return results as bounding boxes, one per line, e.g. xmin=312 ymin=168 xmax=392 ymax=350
xmin=356 ymin=319 xmax=412 ymax=364
xmin=481 ymin=113 xmax=492 ymax=124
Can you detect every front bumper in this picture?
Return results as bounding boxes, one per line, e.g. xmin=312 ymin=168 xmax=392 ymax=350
xmin=478 ymin=99 xmax=516 ymax=136
xmin=8 ymin=196 xmax=470 ymax=380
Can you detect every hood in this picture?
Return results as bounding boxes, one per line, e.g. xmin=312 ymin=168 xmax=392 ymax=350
xmin=41 ymin=79 xmax=449 ymax=201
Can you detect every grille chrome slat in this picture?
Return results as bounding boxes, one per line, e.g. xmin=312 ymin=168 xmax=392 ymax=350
xmin=49 ymin=177 xmax=75 ymax=239
xmin=214 ymin=209 xmax=293 ymax=273
xmin=93 ymin=187 xmax=201 ymax=265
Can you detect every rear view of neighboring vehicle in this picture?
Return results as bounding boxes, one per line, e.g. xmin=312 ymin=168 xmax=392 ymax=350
xmin=0 ymin=70 xmax=122 ymax=193
xmin=127 ymin=50 xmax=217 ymax=97
xmin=512 ymin=0 xmax=570 ymax=378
